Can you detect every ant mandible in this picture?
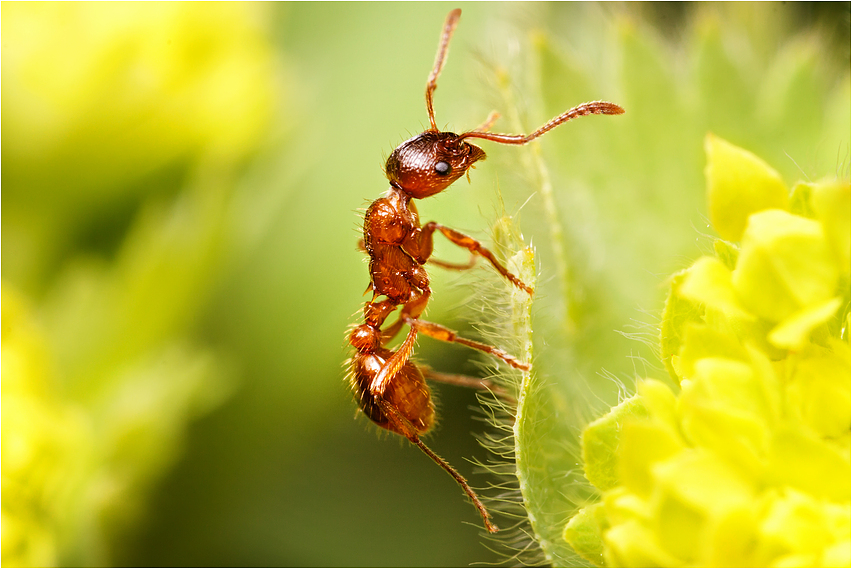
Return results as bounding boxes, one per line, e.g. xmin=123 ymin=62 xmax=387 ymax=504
xmin=347 ymin=8 xmax=624 ymax=534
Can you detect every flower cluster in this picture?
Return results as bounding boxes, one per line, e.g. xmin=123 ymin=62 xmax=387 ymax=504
xmin=1 ymin=286 xmax=89 ymax=567
xmin=563 ymin=135 xmax=850 ymax=567
xmin=2 ymin=3 xmax=277 ymax=564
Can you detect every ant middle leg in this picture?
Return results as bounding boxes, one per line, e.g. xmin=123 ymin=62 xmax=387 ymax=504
xmin=424 ymin=222 xmax=534 ymax=295
xmin=379 ymin=290 xmax=531 ymax=372
xmin=427 ymin=252 xmax=477 ymax=271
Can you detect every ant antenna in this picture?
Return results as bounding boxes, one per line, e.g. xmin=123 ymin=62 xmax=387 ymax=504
xmin=426 ymin=8 xmax=462 ymax=132
xmin=471 ymin=110 xmax=501 ymax=133
xmin=459 ymin=101 xmax=625 ymax=144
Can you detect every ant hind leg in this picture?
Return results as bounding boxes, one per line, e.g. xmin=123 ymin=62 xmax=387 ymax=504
xmin=427 ymin=252 xmax=477 ymax=271
xmin=422 ymin=367 xmax=515 ymax=403
xmin=376 ymin=396 xmax=498 ymax=533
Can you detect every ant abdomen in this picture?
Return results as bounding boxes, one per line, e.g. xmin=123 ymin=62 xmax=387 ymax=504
xmin=348 ymin=323 xmax=435 ymax=435
xmin=351 ymin=348 xmax=435 ymax=436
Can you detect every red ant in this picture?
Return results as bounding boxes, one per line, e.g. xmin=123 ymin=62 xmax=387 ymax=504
xmin=347 ymin=8 xmax=623 ymax=534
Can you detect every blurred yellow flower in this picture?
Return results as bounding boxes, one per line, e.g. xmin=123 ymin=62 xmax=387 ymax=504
xmin=2 ymin=284 xmax=90 ymax=567
xmin=3 ymin=2 xmax=274 ymax=194
xmin=2 ymin=3 xmax=278 ymax=564
xmin=564 ymin=138 xmax=851 ymax=567
xmin=3 ymin=2 xmax=278 ymax=287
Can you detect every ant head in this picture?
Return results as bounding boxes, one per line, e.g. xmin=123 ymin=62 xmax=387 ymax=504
xmin=385 ymin=131 xmax=486 ymax=199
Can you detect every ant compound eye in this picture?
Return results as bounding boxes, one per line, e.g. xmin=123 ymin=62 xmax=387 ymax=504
xmin=434 ymin=161 xmax=451 ymax=176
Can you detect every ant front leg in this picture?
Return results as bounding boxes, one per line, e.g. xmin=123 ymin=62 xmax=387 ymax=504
xmin=424 ymin=222 xmax=534 ymax=295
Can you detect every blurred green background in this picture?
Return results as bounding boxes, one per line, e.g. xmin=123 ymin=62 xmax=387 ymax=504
xmin=2 ymin=2 xmax=849 ymax=567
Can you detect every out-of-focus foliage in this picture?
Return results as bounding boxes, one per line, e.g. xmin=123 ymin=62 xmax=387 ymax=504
xmin=1 ymin=2 xmax=849 ymax=567
xmin=2 ymin=285 xmax=87 ymax=567
xmin=3 ymin=2 xmax=276 ymax=290
xmin=2 ymin=3 xmax=277 ymax=565
xmin=562 ymin=139 xmax=849 ymax=567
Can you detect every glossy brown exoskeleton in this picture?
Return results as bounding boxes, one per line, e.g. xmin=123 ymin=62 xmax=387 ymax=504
xmin=347 ymin=8 xmax=624 ymax=533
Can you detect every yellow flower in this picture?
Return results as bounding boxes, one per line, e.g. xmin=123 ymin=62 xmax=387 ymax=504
xmin=565 ymin=137 xmax=850 ymax=567
xmin=2 ymin=284 xmax=90 ymax=567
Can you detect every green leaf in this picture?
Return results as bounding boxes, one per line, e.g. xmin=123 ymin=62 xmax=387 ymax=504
xmin=713 ymin=239 xmax=740 ymax=270
xmin=563 ymin=503 xmax=607 ymax=567
xmin=789 ymin=182 xmax=817 ymax=218
xmin=512 ymin=245 xmax=584 ymax=566
xmin=660 ymin=270 xmax=704 ymax=382
xmin=581 ymin=395 xmax=649 ymax=492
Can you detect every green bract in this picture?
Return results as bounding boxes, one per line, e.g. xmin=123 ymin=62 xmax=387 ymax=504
xmin=564 ymin=137 xmax=850 ymax=567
